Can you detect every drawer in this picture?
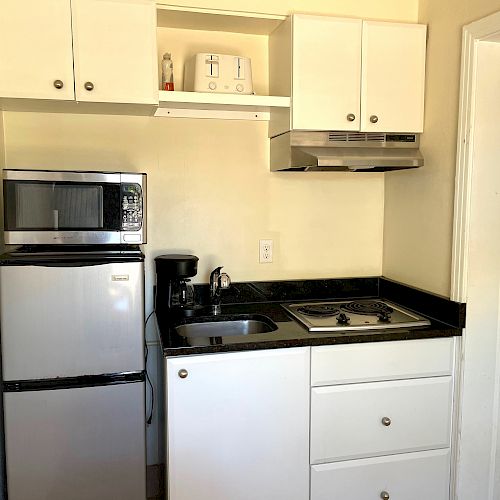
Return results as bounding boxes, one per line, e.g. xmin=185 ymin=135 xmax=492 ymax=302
xmin=310 ymin=377 xmax=452 ymax=464
xmin=311 ymin=449 xmax=450 ymax=500
xmin=311 ymin=337 xmax=455 ymax=386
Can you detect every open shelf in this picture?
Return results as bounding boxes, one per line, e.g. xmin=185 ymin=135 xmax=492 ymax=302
xmin=156 ymin=4 xmax=286 ymax=35
xmin=155 ymin=90 xmax=290 ymax=120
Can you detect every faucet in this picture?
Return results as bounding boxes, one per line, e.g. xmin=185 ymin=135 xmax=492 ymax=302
xmin=209 ymin=266 xmax=231 ymax=314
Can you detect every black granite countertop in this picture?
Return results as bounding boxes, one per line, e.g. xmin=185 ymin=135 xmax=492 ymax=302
xmin=157 ymin=277 xmax=464 ymax=357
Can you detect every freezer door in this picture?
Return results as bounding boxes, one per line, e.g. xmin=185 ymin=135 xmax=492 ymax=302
xmin=0 ymin=261 xmax=144 ymax=380
xmin=3 ymin=382 xmax=146 ymax=500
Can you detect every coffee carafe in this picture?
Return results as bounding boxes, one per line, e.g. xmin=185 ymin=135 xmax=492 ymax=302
xmin=155 ymin=254 xmax=199 ymax=318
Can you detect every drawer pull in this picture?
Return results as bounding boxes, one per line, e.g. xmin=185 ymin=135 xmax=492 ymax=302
xmin=380 ymin=492 xmax=390 ymax=500
xmin=381 ymin=417 xmax=392 ymax=426
xmin=178 ymin=369 xmax=188 ymax=379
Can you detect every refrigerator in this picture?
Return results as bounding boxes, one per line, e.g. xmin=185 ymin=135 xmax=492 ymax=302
xmin=0 ymin=247 xmax=147 ymax=500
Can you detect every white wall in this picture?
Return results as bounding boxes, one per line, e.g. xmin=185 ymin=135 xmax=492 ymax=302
xmin=383 ymin=0 xmax=500 ymax=296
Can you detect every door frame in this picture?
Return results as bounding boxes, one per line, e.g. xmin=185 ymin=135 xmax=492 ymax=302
xmin=451 ymin=10 xmax=500 ymax=302
xmin=451 ymin=10 xmax=500 ymax=500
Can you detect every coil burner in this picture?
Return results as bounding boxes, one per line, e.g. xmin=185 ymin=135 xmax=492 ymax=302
xmin=282 ymin=299 xmax=430 ymax=333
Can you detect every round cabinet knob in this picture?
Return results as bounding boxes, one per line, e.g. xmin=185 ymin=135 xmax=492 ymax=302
xmin=381 ymin=417 xmax=392 ymax=426
xmin=84 ymin=81 xmax=94 ymax=91
xmin=53 ymin=79 xmax=64 ymax=89
xmin=370 ymin=115 xmax=379 ymax=124
xmin=208 ymin=81 xmax=216 ymax=90
xmin=380 ymin=491 xmax=390 ymax=500
xmin=178 ymin=369 xmax=188 ymax=379
xmin=236 ymin=84 xmax=244 ymax=92
xmin=346 ymin=113 xmax=356 ymax=122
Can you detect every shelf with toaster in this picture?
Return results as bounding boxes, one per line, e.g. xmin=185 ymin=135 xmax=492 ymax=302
xmin=156 ymin=5 xmax=289 ymax=121
xmin=155 ymin=90 xmax=290 ymax=120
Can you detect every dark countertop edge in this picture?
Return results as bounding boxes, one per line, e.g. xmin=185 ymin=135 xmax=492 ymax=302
xmin=162 ymin=326 xmax=461 ymax=357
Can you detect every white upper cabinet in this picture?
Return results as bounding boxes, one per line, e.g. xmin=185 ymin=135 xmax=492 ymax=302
xmin=72 ymin=0 xmax=158 ymax=104
xmin=361 ymin=21 xmax=426 ymax=133
xmin=292 ymin=15 xmax=362 ymax=131
xmin=279 ymin=14 xmax=427 ymax=133
xmin=0 ymin=0 xmax=75 ymax=100
xmin=0 ymin=0 xmax=158 ymax=107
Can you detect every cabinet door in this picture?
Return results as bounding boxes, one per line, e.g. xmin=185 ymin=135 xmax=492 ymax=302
xmin=71 ymin=0 xmax=158 ymax=104
xmin=166 ymin=348 xmax=310 ymax=500
xmin=310 ymin=377 xmax=452 ymax=464
xmin=292 ymin=15 xmax=362 ymax=131
xmin=361 ymin=21 xmax=426 ymax=133
xmin=311 ymin=449 xmax=450 ymax=500
xmin=0 ymin=0 xmax=75 ymax=100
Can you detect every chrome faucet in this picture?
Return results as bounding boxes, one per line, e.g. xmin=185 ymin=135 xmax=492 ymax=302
xmin=209 ymin=266 xmax=231 ymax=314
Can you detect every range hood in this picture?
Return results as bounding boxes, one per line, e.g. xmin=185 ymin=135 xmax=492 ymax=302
xmin=270 ymin=131 xmax=424 ymax=172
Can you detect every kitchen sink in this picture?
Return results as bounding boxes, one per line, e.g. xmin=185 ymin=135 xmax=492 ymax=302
xmin=174 ymin=314 xmax=278 ymax=338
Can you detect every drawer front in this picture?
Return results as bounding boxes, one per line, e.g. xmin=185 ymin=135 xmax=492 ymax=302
xmin=311 ymin=449 xmax=450 ymax=500
xmin=311 ymin=377 xmax=452 ymax=464
xmin=311 ymin=337 xmax=455 ymax=386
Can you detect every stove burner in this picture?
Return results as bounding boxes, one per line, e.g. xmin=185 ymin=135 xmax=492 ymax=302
xmin=296 ymin=304 xmax=341 ymax=317
xmin=341 ymin=300 xmax=394 ymax=316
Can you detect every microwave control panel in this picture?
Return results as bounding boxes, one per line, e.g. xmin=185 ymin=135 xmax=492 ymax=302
xmin=121 ymin=184 xmax=143 ymax=231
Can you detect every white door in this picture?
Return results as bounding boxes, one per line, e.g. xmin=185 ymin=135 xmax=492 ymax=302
xmin=71 ymin=0 xmax=158 ymax=104
xmin=360 ymin=21 xmax=426 ymax=133
xmin=166 ymin=348 xmax=310 ymax=500
xmin=0 ymin=0 xmax=75 ymax=100
xmin=292 ymin=15 xmax=362 ymax=131
xmin=0 ymin=261 xmax=144 ymax=380
xmin=4 ymin=382 xmax=146 ymax=500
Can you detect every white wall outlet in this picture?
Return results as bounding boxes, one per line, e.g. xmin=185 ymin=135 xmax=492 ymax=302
xmin=259 ymin=239 xmax=273 ymax=263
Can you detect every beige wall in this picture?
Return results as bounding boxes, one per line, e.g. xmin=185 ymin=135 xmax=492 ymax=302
xmin=3 ymin=112 xmax=385 ymax=312
xmin=383 ymin=0 xmax=500 ymax=297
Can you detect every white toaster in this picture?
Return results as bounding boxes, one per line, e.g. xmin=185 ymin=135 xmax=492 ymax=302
xmin=184 ymin=53 xmax=253 ymax=94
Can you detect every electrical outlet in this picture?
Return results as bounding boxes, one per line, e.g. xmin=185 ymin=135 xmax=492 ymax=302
xmin=259 ymin=239 xmax=273 ymax=263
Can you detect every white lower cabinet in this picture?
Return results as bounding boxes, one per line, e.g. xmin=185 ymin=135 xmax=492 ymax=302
xmin=165 ymin=339 xmax=456 ymax=500
xmin=311 ymin=377 xmax=453 ymax=463
xmin=165 ymin=347 xmax=310 ymax=500
xmin=311 ymin=449 xmax=451 ymax=500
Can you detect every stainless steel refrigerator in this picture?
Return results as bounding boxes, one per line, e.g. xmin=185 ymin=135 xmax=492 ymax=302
xmin=0 ymin=247 xmax=146 ymax=499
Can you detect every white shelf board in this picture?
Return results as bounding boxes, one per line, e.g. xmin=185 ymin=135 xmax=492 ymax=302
xmin=156 ymin=4 xmax=286 ymax=35
xmin=155 ymin=90 xmax=290 ymax=120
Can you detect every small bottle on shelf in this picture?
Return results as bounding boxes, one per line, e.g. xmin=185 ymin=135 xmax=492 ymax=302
xmin=162 ymin=52 xmax=174 ymax=91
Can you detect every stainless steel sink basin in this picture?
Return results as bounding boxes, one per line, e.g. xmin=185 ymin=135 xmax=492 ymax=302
xmin=174 ymin=314 xmax=278 ymax=338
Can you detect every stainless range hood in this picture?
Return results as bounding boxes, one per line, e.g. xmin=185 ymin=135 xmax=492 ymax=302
xmin=270 ymin=131 xmax=424 ymax=172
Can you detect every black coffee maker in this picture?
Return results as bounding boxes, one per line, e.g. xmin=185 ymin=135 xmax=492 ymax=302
xmin=155 ymin=254 xmax=199 ymax=319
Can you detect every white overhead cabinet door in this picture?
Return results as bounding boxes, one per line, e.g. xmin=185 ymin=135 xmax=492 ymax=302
xmin=71 ymin=0 xmax=158 ymax=104
xmin=292 ymin=15 xmax=362 ymax=131
xmin=0 ymin=0 xmax=75 ymax=100
xmin=361 ymin=21 xmax=427 ymax=133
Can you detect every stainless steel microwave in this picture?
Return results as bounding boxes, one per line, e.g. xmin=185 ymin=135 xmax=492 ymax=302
xmin=3 ymin=169 xmax=147 ymax=245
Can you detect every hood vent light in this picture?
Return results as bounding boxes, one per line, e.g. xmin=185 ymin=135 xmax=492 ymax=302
xmin=328 ymin=132 xmax=385 ymax=143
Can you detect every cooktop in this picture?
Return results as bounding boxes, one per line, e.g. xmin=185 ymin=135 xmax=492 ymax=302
xmin=282 ymin=299 xmax=430 ymax=332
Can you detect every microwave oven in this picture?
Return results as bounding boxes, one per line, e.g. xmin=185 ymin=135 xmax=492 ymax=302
xmin=2 ymin=169 xmax=146 ymax=245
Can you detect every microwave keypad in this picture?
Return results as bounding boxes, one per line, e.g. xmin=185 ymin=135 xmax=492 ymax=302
xmin=121 ymin=184 xmax=142 ymax=231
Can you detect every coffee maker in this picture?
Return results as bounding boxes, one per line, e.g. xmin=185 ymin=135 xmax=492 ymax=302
xmin=155 ymin=254 xmax=199 ymax=320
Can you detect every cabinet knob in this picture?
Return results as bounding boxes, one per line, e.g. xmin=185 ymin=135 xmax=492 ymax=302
xmin=53 ymin=80 xmax=64 ymax=89
xmin=84 ymin=81 xmax=94 ymax=91
xmin=346 ymin=113 xmax=356 ymax=122
xmin=178 ymin=369 xmax=188 ymax=379
xmin=380 ymin=492 xmax=390 ymax=500
xmin=381 ymin=417 xmax=391 ymax=426
xmin=370 ymin=115 xmax=379 ymax=124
